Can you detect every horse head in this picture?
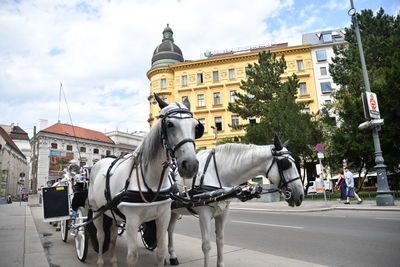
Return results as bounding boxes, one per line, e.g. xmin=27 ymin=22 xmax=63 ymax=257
xmin=155 ymin=93 xmax=201 ymax=178
xmin=268 ymin=134 xmax=304 ymax=207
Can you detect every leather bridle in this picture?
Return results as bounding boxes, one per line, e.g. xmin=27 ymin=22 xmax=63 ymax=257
xmin=265 ymin=148 xmax=301 ymax=200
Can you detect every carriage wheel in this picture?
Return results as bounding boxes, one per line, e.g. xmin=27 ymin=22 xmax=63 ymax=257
xmin=75 ymin=207 xmax=89 ymax=262
xmin=60 ymin=219 xmax=69 ymax=242
xmin=139 ymin=221 xmax=157 ymax=251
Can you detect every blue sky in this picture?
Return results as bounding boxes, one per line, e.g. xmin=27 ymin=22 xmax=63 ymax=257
xmin=0 ymin=0 xmax=398 ymax=137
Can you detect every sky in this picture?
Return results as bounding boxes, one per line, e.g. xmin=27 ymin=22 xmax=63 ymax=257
xmin=1 ymin=0 xmax=399 ymax=138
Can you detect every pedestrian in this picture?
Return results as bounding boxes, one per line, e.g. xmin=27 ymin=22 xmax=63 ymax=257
xmin=344 ymin=167 xmax=363 ymax=204
xmin=336 ymin=170 xmax=347 ymax=202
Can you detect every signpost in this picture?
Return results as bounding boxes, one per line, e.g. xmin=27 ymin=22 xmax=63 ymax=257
xmin=315 ymin=144 xmax=327 ymax=202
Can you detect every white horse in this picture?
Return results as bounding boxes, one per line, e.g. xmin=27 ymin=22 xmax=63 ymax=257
xmin=167 ymin=136 xmax=304 ymax=267
xmin=88 ymin=95 xmax=203 ymax=267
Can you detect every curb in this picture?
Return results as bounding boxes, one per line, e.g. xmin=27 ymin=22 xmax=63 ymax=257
xmin=230 ymin=206 xmax=400 ymax=213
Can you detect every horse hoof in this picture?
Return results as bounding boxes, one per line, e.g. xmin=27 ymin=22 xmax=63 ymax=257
xmin=170 ymin=258 xmax=179 ymax=265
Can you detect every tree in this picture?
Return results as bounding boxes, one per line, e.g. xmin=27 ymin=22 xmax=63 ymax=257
xmin=325 ymin=8 xmax=400 ymax=180
xmin=228 ymin=51 xmax=322 ymax=166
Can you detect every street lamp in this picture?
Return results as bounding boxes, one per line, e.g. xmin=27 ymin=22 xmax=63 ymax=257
xmin=348 ymin=0 xmax=394 ymax=206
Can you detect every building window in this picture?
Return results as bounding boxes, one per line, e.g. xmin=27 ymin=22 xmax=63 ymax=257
xmin=161 ymin=78 xmax=166 ymax=89
xmin=320 ymin=66 xmax=327 ymax=76
xmin=80 ymin=147 xmax=86 ymax=152
xmin=51 ymin=143 xmax=57 ymax=149
xmin=299 ymin=83 xmax=308 ymax=95
xmin=325 ymin=100 xmax=332 ymax=105
xmin=249 ymin=117 xmax=256 ymax=125
xmin=230 ymin=90 xmax=237 ymax=103
xmin=182 ymin=75 xmax=188 ymax=86
xmin=197 ymin=73 xmax=203 ymax=84
xmin=316 ymin=50 xmax=327 ymax=61
xmin=322 ymin=32 xmax=333 ymax=43
xmin=106 ymin=150 xmax=111 ymax=156
xmin=297 ymin=60 xmax=304 ymax=71
xmin=215 ymin=117 xmax=222 ymax=131
xmin=321 ymin=82 xmax=332 ymax=93
xmin=213 ymin=71 xmax=219 ymax=82
xmin=245 ymin=66 xmax=251 ymax=78
xmin=93 ymin=148 xmax=99 ymax=154
xmin=213 ymin=92 xmax=221 ymax=105
xmin=66 ymin=145 xmax=72 ymax=151
xmin=231 ymin=115 xmax=239 ymax=127
xmin=229 ymin=69 xmax=235 ymax=79
xmin=197 ymin=94 xmax=205 ymax=107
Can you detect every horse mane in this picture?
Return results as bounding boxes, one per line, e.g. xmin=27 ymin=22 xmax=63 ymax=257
xmin=201 ymin=143 xmax=272 ymax=165
xmin=135 ymin=120 xmax=163 ymax=168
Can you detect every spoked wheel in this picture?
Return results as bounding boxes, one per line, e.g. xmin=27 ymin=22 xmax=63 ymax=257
xmin=60 ymin=219 xmax=69 ymax=242
xmin=139 ymin=220 xmax=157 ymax=251
xmin=74 ymin=207 xmax=89 ymax=262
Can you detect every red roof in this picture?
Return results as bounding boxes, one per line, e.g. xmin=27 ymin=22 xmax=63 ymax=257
xmin=40 ymin=123 xmax=114 ymax=144
xmin=0 ymin=126 xmax=26 ymax=159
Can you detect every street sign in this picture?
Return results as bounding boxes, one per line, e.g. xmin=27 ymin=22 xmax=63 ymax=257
xmin=21 ymin=187 xmax=27 ymax=191
xmin=362 ymin=92 xmax=381 ymax=119
xmin=316 ymin=144 xmax=323 ymax=153
xmin=317 ymin=153 xmax=324 ymax=159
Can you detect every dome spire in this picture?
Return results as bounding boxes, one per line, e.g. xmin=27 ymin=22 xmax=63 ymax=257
xmin=162 ymin=24 xmax=174 ymax=42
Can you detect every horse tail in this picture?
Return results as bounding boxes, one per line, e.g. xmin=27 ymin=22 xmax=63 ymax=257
xmin=86 ymin=210 xmax=112 ymax=253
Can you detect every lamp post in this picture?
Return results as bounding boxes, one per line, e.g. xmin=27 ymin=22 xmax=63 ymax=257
xmin=348 ymin=0 xmax=394 ymax=206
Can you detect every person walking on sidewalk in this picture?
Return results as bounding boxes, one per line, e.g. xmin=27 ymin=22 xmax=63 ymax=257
xmin=344 ymin=167 xmax=363 ymax=204
xmin=336 ymin=170 xmax=347 ymax=202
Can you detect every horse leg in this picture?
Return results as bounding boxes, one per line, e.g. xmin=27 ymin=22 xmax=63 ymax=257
xmin=215 ymin=208 xmax=229 ymax=267
xmin=167 ymin=212 xmax=180 ymax=265
xmin=156 ymin=207 xmax=171 ymax=267
xmin=109 ymin=222 xmax=119 ymax=267
xmin=93 ymin=213 xmax=105 ymax=267
xmin=125 ymin=215 xmax=140 ymax=267
xmin=198 ymin=208 xmax=213 ymax=267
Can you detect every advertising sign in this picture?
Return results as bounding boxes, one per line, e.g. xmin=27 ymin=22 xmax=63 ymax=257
xmin=49 ymin=150 xmax=74 ymax=181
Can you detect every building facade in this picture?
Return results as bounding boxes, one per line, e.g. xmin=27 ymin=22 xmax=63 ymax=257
xmin=0 ymin=126 xmax=28 ymax=197
xmin=302 ymin=29 xmax=346 ymax=116
xmin=147 ymin=25 xmax=319 ymax=149
xmin=31 ymin=123 xmax=144 ymax=190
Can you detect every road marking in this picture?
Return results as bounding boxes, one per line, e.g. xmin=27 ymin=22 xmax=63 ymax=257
xmin=232 ymin=220 xmax=304 ymax=229
xmin=375 ymin=217 xmax=400 ymax=221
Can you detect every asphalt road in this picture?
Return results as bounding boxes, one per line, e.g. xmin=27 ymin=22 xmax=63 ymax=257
xmin=31 ymin=205 xmax=400 ymax=267
xmin=174 ymin=209 xmax=400 ymax=267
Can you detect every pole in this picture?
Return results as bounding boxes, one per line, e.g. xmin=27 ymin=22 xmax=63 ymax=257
xmin=319 ymin=158 xmax=327 ymax=202
xmin=349 ymin=0 xmax=394 ymax=206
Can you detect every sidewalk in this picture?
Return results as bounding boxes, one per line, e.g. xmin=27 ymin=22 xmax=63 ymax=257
xmin=1 ymin=196 xmax=398 ymax=267
xmin=0 ymin=201 xmax=49 ymax=267
xmin=229 ymin=198 xmax=400 ymax=212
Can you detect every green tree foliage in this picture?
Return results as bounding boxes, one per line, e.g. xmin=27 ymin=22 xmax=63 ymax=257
xmin=228 ymin=51 xmax=322 ymax=162
xmin=325 ymin=8 xmax=400 ymax=173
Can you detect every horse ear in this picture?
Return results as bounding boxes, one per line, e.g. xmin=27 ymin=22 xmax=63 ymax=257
xmin=274 ymin=134 xmax=283 ymax=151
xmin=183 ymin=97 xmax=191 ymax=111
xmin=282 ymin=139 xmax=289 ymax=148
xmin=154 ymin=93 xmax=168 ymax=109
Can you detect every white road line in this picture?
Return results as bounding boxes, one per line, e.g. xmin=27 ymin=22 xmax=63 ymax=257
xmin=375 ymin=217 xmax=400 ymax=221
xmin=232 ymin=220 xmax=304 ymax=229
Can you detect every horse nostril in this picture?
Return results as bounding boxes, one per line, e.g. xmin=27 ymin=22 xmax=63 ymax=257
xmin=181 ymin=160 xmax=188 ymax=170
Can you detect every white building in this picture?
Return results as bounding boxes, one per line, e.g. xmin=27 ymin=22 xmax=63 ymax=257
xmin=31 ymin=122 xmax=145 ymax=190
xmin=302 ymin=29 xmax=346 ymax=117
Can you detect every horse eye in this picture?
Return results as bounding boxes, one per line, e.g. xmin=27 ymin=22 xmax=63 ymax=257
xmin=167 ymin=121 xmax=174 ymax=128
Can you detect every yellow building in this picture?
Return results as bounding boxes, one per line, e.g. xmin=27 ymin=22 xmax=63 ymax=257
xmin=147 ymin=25 xmax=318 ymax=149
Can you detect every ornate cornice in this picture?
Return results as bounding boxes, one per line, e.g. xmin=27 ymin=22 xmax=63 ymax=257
xmin=147 ymin=66 xmax=174 ymax=79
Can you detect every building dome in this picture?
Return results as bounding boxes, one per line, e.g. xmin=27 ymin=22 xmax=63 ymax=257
xmin=151 ymin=24 xmax=184 ymax=68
